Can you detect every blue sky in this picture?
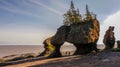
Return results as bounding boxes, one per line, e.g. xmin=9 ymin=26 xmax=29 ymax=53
xmin=0 ymin=0 xmax=120 ymax=45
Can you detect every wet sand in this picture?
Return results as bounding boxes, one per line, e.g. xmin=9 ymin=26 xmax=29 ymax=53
xmin=3 ymin=51 xmax=120 ymax=67
xmin=0 ymin=45 xmax=44 ymax=57
xmin=1 ymin=44 xmax=120 ymax=67
xmin=0 ymin=44 xmax=105 ymax=58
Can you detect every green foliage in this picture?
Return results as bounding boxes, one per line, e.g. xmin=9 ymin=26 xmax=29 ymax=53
xmin=111 ymin=48 xmax=120 ymax=52
xmin=47 ymin=45 xmax=55 ymax=52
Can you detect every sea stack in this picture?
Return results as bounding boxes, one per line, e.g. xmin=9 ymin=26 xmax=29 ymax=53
xmin=40 ymin=1 xmax=100 ymax=58
xmin=103 ymin=26 xmax=115 ymax=50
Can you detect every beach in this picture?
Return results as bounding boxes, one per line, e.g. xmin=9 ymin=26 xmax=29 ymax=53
xmin=2 ymin=51 xmax=120 ymax=67
xmin=0 ymin=45 xmax=120 ymax=67
xmin=0 ymin=45 xmax=44 ymax=58
xmin=0 ymin=45 xmax=105 ymax=58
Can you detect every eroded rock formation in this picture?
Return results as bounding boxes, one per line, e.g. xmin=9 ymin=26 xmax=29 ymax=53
xmin=103 ymin=26 xmax=115 ymax=50
xmin=40 ymin=1 xmax=100 ymax=58
xmin=39 ymin=36 xmax=55 ymax=56
xmin=117 ymin=40 xmax=120 ymax=48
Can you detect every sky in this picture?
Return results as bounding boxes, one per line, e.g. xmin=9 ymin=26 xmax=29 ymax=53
xmin=0 ymin=0 xmax=120 ymax=45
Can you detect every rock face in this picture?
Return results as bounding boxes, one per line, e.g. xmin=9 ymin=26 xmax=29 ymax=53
xmin=39 ymin=37 xmax=55 ymax=56
xmin=40 ymin=19 xmax=100 ymax=57
xmin=103 ymin=26 xmax=115 ymax=50
xmin=117 ymin=40 xmax=120 ymax=48
xmin=66 ymin=20 xmax=99 ymax=44
xmin=40 ymin=1 xmax=100 ymax=58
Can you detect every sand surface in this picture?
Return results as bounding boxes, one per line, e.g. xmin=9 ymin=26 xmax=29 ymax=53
xmin=0 ymin=45 xmax=105 ymax=58
xmin=3 ymin=51 xmax=120 ymax=67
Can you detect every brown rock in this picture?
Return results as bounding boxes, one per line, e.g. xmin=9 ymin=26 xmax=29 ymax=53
xmin=40 ymin=2 xmax=100 ymax=58
xmin=40 ymin=19 xmax=100 ymax=58
xmin=103 ymin=26 xmax=115 ymax=50
xmin=117 ymin=40 xmax=120 ymax=48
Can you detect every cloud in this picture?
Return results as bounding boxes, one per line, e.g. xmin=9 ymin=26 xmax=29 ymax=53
xmin=0 ymin=1 xmax=41 ymax=18
xmin=29 ymin=0 xmax=62 ymax=16
xmin=98 ymin=10 xmax=120 ymax=44
xmin=51 ymin=0 xmax=68 ymax=9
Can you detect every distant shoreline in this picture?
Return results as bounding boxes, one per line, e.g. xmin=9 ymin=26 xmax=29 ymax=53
xmin=0 ymin=44 xmax=117 ymax=58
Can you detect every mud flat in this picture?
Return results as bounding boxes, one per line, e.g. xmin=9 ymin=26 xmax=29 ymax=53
xmin=2 ymin=50 xmax=120 ymax=67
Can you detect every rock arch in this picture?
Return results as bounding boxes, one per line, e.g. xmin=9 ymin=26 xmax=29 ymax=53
xmin=60 ymin=42 xmax=76 ymax=56
xmin=40 ymin=19 xmax=100 ymax=58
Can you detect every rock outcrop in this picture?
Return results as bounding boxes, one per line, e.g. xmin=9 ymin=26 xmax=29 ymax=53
xmin=40 ymin=1 xmax=100 ymax=58
xmin=40 ymin=19 xmax=100 ymax=58
xmin=103 ymin=26 xmax=115 ymax=50
xmin=117 ymin=40 xmax=120 ymax=48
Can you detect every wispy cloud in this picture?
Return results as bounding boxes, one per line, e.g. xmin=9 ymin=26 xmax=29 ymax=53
xmin=0 ymin=0 xmax=41 ymax=18
xmin=29 ymin=0 xmax=62 ymax=16
xmin=51 ymin=0 xmax=68 ymax=9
